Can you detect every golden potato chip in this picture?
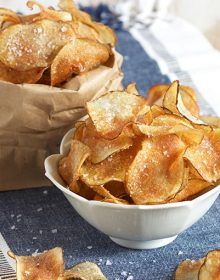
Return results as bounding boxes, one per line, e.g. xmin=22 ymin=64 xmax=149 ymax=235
xmin=175 ymin=258 xmax=205 ymax=280
xmin=9 ymin=247 xmax=64 ymax=280
xmin=75 ymin=118 xmax=133 ymax=163
xmin=126 ymin=82 xmax=139 ymax=95
xmin=169 ymin=179 xmax=212 ymax=202
xmin=58 ymin=0 xmax=116 ymax=46
xmin=0 ymin=8 xmax=21 ymax=28
xmin=184 ymin=129 xmax=220 ymax=183
xmin=76 ymin=180 xmax=96 ymax=199
xmin=146 ymin=84 xmax=167 ymax=105
xmin=92 ymin=21 xmax=117 ymax=46
xmin=63 ymin=261 xmax=107 ymax=280
xmin=80 ymin=143 xmax=139 ymax=186
xmin=126 ymin=135 xmax=186 ymax=204
xmin=88 ymin=185 xmax=128 ymax=204
xmin=177 ymin=91 xmax=204 ymax=125
xmin=27 ymin=1 xmax=72 ymax=22
xmin=0 ymin=60 xmax=46 ymax=84
xmin=148 ymin=83 xmax=199 ymax=117
xmin=58 ymin=139 xmax=91 ymax=188
xmin=169 ymin=124 xmax=204 ymax=146
xmin=199 ymin=250 xmax=220 ymax=280
xmin=162 ymin=80 xmax=180 ymax=114
xmin=51 ymin=38 xmax=110 ymax=85
xmin=104 ymin=181 xmax=127 ymax=198
xmin=74 ymin=21 xmax=99 ymax=41
xmin=0 ymin=19 xmax=75 ymax=71
xmin=87 ymin=91 xmax=146 ymax=139
xmin=151 ymin=114 xmax=192 ymax=128
xmin=201 ymin=116 xmax=220 ymax=128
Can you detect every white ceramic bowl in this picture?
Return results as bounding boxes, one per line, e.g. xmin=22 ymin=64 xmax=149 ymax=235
xmin=44 ymin=129 xmax=220 ymax=249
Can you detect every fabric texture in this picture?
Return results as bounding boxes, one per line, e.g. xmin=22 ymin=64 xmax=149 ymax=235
xmin=0 ymin=6 xmax=220 ymax=280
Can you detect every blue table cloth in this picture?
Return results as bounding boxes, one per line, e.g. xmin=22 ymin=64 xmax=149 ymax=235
xmin=0 ymin=12 xmax=220 ymax=280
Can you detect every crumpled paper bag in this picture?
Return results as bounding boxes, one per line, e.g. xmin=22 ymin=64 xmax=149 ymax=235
xmin=0 ymin=50 xmax=123 ymax=190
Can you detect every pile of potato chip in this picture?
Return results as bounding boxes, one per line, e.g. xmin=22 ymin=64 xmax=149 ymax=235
xmin=0 ymin=0 xmax=116 ymax=85
xmin=10 ymin=248 xmax=107 ymax=280
xmin=175 ymin=250 xmax=220 ymax=280
xmin=59 ymin=81 xmax=220 ymax=205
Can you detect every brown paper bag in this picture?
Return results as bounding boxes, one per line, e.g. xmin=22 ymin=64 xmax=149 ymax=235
xmin=0 ymin=50 xmax=123 ymax=190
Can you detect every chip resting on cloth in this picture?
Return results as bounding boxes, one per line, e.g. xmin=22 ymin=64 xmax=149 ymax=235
xmin=175 ymin=250 xmax=220 ymax=280
xmin=9 ymin=247 xmax=64 ymax=280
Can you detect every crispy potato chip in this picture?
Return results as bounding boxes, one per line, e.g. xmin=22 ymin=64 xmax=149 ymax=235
xmin=9 ymin=247 xmax=64 ymax=280
xmin=0 ymin=19 xmax=75 ymax=71
xmin=199 ymin=250 xmax=220 ymax=280
xmin=80 ymin=143 xmax=139 ymax=186
xmin=58 ymin=139 xmax=91 ymax=190
xmin=0 ymin=60 xmax=46 ymax=84
xmin=148 ymin=83 xmax=199 ymax=117
xmin=51 ymin=38 xmax=110 ymax=85
xmin=146 ymin=84 xmax=167 ymax=105
xmin=169 ymin=179 xmax=212 ymax=202
xmin=63 ymin=261 xmax=107 ymax=280
xmin=104 ymin=181 xmax=127 ymax=198
xmin=184 ymin=129 xmax=220 ymax=183
xmin=169 ymin=124 xmax=204 ymax=146
xmin=162 ymin=80 xmax=180 ymax=114
xmin=76 ymin=180 xmax=96 ymax=199
xmin=126 ymin=82 xmax=139 ymax=95
xmin=27 ymin=1 xmax=72 ymax=22
xmin=87 ymin=91 xmax=146 ymax=139
xmin=126 ymin=135 xmax=186 ymax=204
xmin=151 ymin=114 xmax=192 ymax=128
xmin=58 ymin=0 xmax=116 ymax=46
xmin=201 ymin=116 xmax=220 ymax=128
xmin=74 ymin=21 xmax=99 ymax=41
xmin=0 ymin=8 xmax=21 ymax=29
xmin=177 ymin=91 xmax=204 ymax=125
xmin=75 ymin=118 xmax=133 ymax=163
xmin=88 ymin=185 xmax=128 ymax=204
xmin=175 ymin=258 xmax=205 ymax=280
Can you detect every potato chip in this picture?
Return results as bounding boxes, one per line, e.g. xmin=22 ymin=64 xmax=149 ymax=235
xmin=126 ymin=135 xmax=186 ymax=204
xmin=148 ymin=83 xmax=199 ymax=117
xmin=51 ymin=38 xmax=110 ymax=85
xmin=76 ymin=180 xmax=96 ymax=199
xmin=58 ymin=0 xmax=116 ymax=46
xmin=80 ymin=143 xmax=139 ymax=186
xmin=0 ymin=19 xmax=75 ymax=71
xmin=162 ymin=80 xmax=180 ymax=114
xmin=63 ymin=261 xmax=107 ymax=280
xmin=201 ymin=116 xmax=220 ymax=128
xmin=126 ymin=82 xmax=139 ymax=95
xmin=184 ymin=129 xmax=220 ymax=183
xmin=177 ymin=91 xmax=204 ymax=125
xmin=175 ymin=258 xmax=205 ymax=280
xmin=151 ymin=114 xmax=192 ymax=127
xmin=0 ymin=60 xmax=46 ymax=84
xmin=146 ymin=84 xmax=167 ymax=105
xmin=0 ymin=8 xmax=21 ymax=28
xmin=169 ymin=179 xmax=212 ymax=202
xmin=75 ymin=118 xmax=133 ymax=163
xmin=75 ymin=21 xmax=99 ymax=41
xmin=27 ymin=1 xmax=72 ymax=22
xmin=58 ymin=139 xmax=91 ymax=189
xmin=86 ymin=91 xmax=146 ymax=139
xmin=9 ymin=247 xmax=64 ymax=280
xmin=199 ymin=250 xmax=220 ymax=280
xmin=88 ymin=185 xmax=129 ymax=204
